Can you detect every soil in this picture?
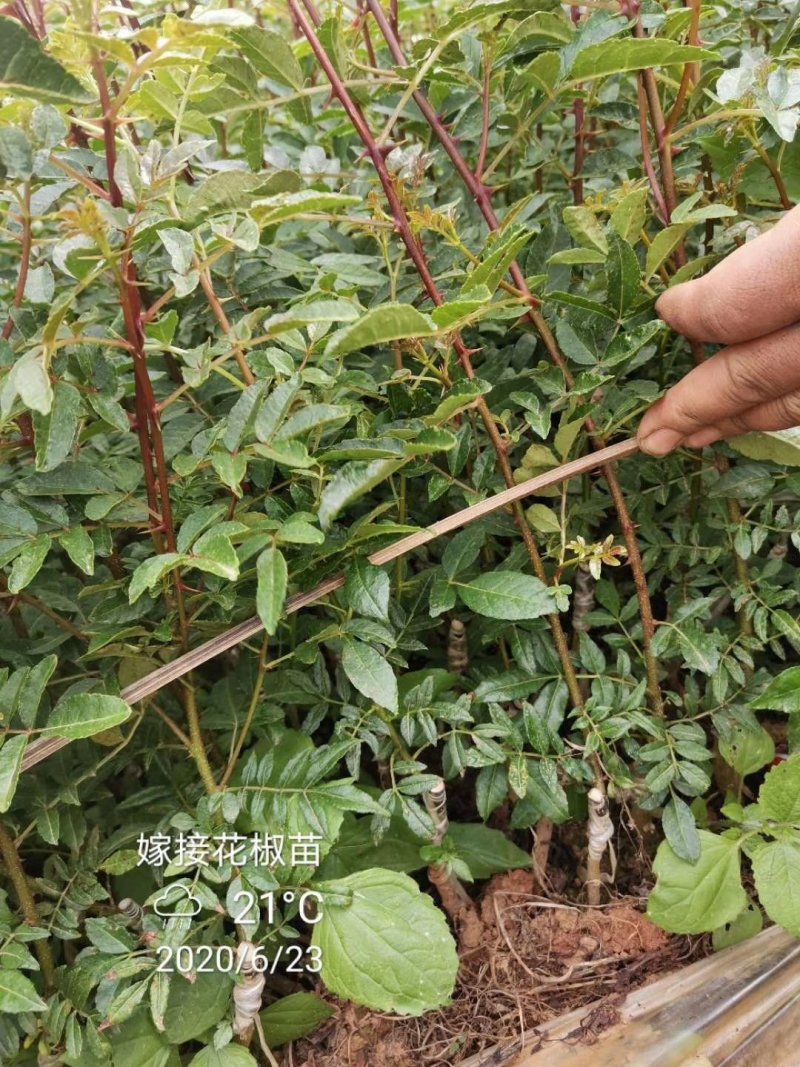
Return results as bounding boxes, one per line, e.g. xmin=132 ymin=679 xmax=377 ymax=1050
xmin=292 ymin=867 xmax=702 ymax=1067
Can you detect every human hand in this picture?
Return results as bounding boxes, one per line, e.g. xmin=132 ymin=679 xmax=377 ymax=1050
xmin=637 ymin=205 xmax=800 ymax=456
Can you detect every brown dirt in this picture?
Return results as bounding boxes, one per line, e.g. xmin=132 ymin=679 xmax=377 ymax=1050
xmin=293 ymin=872 xmax=699 ymax=1067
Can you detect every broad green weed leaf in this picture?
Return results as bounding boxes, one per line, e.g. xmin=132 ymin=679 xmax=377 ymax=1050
xmin=750 ymin=667 xmax=800 ymax=713
xmin=648 ymin=831 xmax=745 ymax=933
xmin=311 ymin=868 xmax=458 ymax=1014
xmin=752 ymin=841 xmax=800 ymax=936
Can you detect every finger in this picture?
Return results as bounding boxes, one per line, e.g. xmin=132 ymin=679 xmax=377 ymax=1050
xmin=684 ymin=391 xmax=800 ymax=446
xmin=637 ymin=323 xmax=800 ymax=455
xmin=655 ymin=204 xmax=800 ymax=344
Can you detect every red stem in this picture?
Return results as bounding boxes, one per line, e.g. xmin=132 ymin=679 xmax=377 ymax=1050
xmin=288 ymin=0 xmax=586 ymax=713
xmin=367 ymin=0 xmax=664 ymax=715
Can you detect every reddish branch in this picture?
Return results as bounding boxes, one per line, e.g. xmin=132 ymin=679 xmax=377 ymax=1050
xmin=289 ymin=0 xmax=587 ymax=714
xmin=92 ymin=57 xmax=182 ymax=576
xmin=366 ymin=0 xmax=664 ymax=717
xmin=476 ymin=45 xmax=491 ymax=181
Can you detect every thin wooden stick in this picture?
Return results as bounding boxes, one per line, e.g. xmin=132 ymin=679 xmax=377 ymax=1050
xmin=20 ymin=438 xmax=639 ymax=771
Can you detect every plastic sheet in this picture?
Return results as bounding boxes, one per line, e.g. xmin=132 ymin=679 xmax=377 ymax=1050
xmin=499 ymin=925 xmax=800 ymax=1067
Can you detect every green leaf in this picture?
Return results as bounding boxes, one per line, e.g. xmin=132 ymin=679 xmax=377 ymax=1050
xmin=462 ymin=226 xmax=533 ymax=294
xmin=324 ymin=304 xmax=436 ymax=359
xmin=318 ymin=459 xmax=404 ymax=528
xmin=346 ymin=559 xmax=390 ymax=621
xmin=254 ymin=190 xmax=361 ymax=227
xmin=60 ymin=525 xmax=95 ymax=575
xmin=265 ymin=299 xmax=360 ymax=334
xmin=610 ymin=187 xmax=649 ymax=244
xmin=341 ymin=639 xmax=398 ymax=713
xmin=712 ymin=904 xmax=763 ymax=951
xmin=254 ymin=374 xmax=302 ymax=444
xmin=729 ymin=427 xmax=800 ymax=467
xmin=7 ymin=535 xmax=50 ymax=593
xmin=646 ymin=223 xmax=690 ymax=280
xmin=33 ymin=381 xmax=81 ymax=472
xmin=562 ymin=206 xmax=608 ymax=254
xmin=662 ymin=796 xmax=700 ymax=863
xmin=0 ymin=969 xmax=47 ymax=1013
xmin=231 ymin=26 xmax=305 ymax=88
xmin=0 ymin=736 xmax=27 ymax=813
xmin=311 ymin=868 xmax=458 ymax=1015
xmin=189 ymin=1047 xmax=257 ymax=1067
xmin=163 ymin=971 xmax=233 ymax=1044
xmin=129 ymin=553 xmax=185 ymax=603
xmin=752 ymin=840 xmax=800 ymax=936
xmin=41 ymin=694 xmax=132 ymax=741
xmin=0 ymin=127 xmax=32 ymax=180
xmin=569 ymin=40 xmax=714 ymax=82
xmin=455 ymin=571 xmax=556 ymax=620
xmin=750 ymin=667 xmax=800 ymax=713
xmin=430 ymin=379 xmax=492 ymax=423
xmin=446 ymin=823 xmax=531 ymax=879
xmin=647 ymin=831 xmax=746 ymax=934
xmin=606 ymin=232 xmax=640 ymax=317
xmin=758 ymin=756 xmax=800 ymax=824
xmin=192 ymin=532 xmax=240 ymax=581
xmin=525 ymin=503 xmax=561 ymax=534
xmin=188 ymin=171 xmax=285 ymax=222
xmin=256 ymin=547 xmax=288 ymax=636
xmin=676 ymin=625 xmax=720 ymax=675
xmin=259 ymin=992 xmax=334 ymax=1048
xmin=0 ymin=17 xmax=94 ymax=104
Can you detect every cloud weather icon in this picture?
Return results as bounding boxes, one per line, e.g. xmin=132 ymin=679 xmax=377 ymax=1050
xmin=152 ymin=883 xmax=202 ymax=918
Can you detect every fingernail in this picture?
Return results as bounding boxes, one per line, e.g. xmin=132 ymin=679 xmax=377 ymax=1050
xmin=638 ymin=428 xmax=684 ymax=456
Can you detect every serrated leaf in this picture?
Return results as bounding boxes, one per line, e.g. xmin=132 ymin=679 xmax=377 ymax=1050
xmin=318 ymin=459 xmax=403 ymax=529
xmin=0 ymin=736 xmax=27 ymax=813
xmin=648 ymin=831 xmax=745 ymax=934
xmin=256 ymin=547 xmax=288 ymax=635
xmin=446 ymin=823 xmax=531 ymax=878
xmin=752 ymin=840 xmax=800 ymax=936
xmin=606 ymin=232 xmax=640 ymax=317
xmin=324 ymin=304 xmax=437 ymax=358
xmin=729 ymin=427 xmax=800 ymax=467
xmin=662 ymin=796 xmax=700 ymax=863
xmin=41 ymin=694 xmax=132 ymax=741
xmin=569 ymin=40 xmax=714 ymax=82
xmin=129 ymin=553 xmax=184 ymax=603
xmin=346 ymin=559 xmax=390 ymax=622
xmin=456 ymin=571 xmax=556 ymax=620
xmin=0 ymin=17 xmax=93 ymax=104
xmin=32 ymin=381 xmax=81 ymax=473
xmin=259 ymin=992 xmax=334 ymax=1048
xmin=750 ymin=667 xmax=800 ymax=713
xmin=0 ymin=969 xmax=47 ymax=1013
xmin=311 ymin=868 xmax=458 ymax=1014
xmin=60 ymin=524 xmax=95 ymax=575
xmin=758 ymin=756 xmax=800 ymax=824
xmin=341 ymin=639 xmax=398 ymax=713
xmin=646 ymin=223 xmax=690 ymax=280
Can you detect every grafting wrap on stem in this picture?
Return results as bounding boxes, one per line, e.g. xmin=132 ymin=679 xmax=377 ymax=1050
xmin=20 ymin=439 xmax=640 ymax=771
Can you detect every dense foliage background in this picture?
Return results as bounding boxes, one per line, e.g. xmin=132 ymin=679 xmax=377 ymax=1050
xmin=2 ymin=0 xmax=800 ymax=1063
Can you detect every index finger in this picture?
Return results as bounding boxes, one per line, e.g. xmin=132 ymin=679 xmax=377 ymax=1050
xmin=656 ymin=204 xmax=800 ymax=345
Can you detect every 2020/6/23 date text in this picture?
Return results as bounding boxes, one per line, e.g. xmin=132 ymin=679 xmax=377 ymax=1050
xmin=155 ymin=943 xmax=322 ymax=975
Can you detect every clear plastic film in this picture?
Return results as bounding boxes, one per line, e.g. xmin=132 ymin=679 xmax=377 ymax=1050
xmin=513 ymin=925 xmax=800 ymax=1067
